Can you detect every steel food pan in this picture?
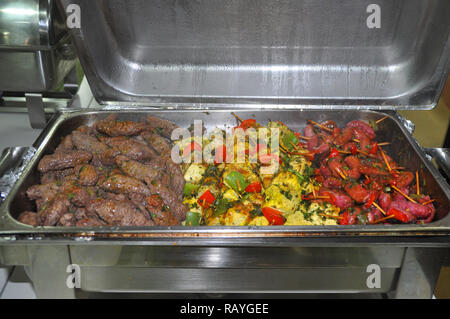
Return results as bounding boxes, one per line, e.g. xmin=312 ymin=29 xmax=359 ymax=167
xmin=0 ymin=108 xmax=449 ymax=244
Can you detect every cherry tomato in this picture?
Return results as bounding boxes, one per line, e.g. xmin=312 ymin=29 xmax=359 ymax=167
xmin=388 ymin=208 xmax=414 ymax=223
xmin=245 ymin=181 xmax=262 ymax=193
xmin=262 ymin=207 xmax=285 ymax=225
xmin=234 ymin=119 xmax=257 ymax=132
xmin=369 ymin=142 xmax=378 ymax=154
xmin=321 ymin=191 xmax=336 ymax=205
xmin=328 ymin=148 xmax=340 ymax=159
xmin=363 ymin=192 xmax=376 ymax=209
xmin=350 ymin=144 xmax=358 ymax=155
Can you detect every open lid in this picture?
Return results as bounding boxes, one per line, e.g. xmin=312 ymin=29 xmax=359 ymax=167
xmin=60 ymin=0 xmax=450 ymax=109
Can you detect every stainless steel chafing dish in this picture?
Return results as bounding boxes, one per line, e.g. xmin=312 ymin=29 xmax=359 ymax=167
xmin=0 ymin=0 xmax=450 ymax=298
xmin=0 ymin=0 xmax=76 ymax=92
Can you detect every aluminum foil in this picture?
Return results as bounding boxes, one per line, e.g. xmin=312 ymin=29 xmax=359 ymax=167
xmin=0 ymin=147 xmax=36 ymax=202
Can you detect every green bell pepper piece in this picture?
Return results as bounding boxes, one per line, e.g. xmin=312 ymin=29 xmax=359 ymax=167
xmin=183 ymin=183 xmax=200 ymax=196
xmin=184 ymin=211 xmax=201 ymax=226
xmin=224 ymin=171 xmax=249 ymax=193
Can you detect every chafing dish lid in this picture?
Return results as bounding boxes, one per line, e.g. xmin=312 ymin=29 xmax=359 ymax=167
xmin=62 ymin=0 xmax=450 ymax=109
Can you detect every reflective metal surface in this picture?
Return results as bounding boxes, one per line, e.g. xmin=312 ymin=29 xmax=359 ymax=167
xmin=0 ymin=109 xmax=448 ymax=244
xmin=0 ymin=0 xmax=77 ymax=92
xmin=61 ymin=0 xmax=450 ymax=109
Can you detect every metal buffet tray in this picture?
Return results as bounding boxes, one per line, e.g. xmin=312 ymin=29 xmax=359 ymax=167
xmin=0 ymin=0 xmax=449 ymax=298
xmin=0 ymin=108 xmax=449 ymax=240
xmin=0 ymin=109 xmax=449 ymax=298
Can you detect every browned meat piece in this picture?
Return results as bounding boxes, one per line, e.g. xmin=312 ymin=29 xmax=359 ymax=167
xmin=67 ymin=187 xmax=91 ymax=207
xmin=146 ymin=183 xmax=188 ymax=221
xmin=27 ymin=182 xmax=59 ymax=202
xmin=100 ymin=174 xmax=151 ymax=196
xmin=58 ymin=213 xmax=76 ymax=226
xmin=74 ymin=164 xmax=98 ymax=186
xmin=162 ymin=154 xmax=185 ymax=197
xmin=74 ymin=207 xmax=88 ymax=220
xmin=99 ymin=136 xmax=156 ymax=161
xmin=129 ymin=193 xmax=177 ymax=226
xmin=142 ymin=154 xmax=184 ymax=198
xmin=95 ymin=114 xmax=145 ymax=137
xmin=28 ymin=179 xmax=91 ymax=208
xmin=39 ymin=195 xmax=71 ymax=226
xmin=40 ymin=168 xmax=75 ymax=184
xmin=86 ymin=198 xmax=153 ymax=226
xmin=17 ymin=211 xmax=40 ymax=226
xmin=76 ymin=125 xmax=97 ymax=136
xmin=71 ymin=131 xmax=119 ymax=166
xmin=98 ymin=189 xmax=128 ymax=201
xmin=76 ymin=216 xmax=106 ymax=227
xmin=141 ymin=131 xmax=171 ymax=155
xmin=37 ymin=150 xmax=92 ymax=173
xmin=55 ymin=134 xmax=74 ymax=153
xmin=145 ymin=115 xmax=179 ymax=138
xmin=115 ymin=155 xmax=160 ymax=185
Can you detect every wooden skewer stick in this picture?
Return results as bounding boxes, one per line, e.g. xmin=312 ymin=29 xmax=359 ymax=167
xmin=353 ymin=139 xmax=360 ymax=143
xmin=308 ymin=120 xmax=333 ymax=133
xmin=357 ymin=149 xmax=370 ymax=156
xmin=391 ymin=185 xmax=418 ymax=204
xmin=376 ymin=115 xmax=389 ymax=124
xmin=372 ymin=202 xmax=387 ymax=216
xmin=231 ymin=112 xmax=243 ymax=123
xmin=416 ymin=170 xmax=420 ymax=196
xmin=373 ymin=214 xmax=395 ymax=224
xmin=422 ymin=199 xmax=435 ymax=205
xmin=334 ymin=167 xmax=347 ymax=180
xmin=377 ymin=142 xmax=390 ymax=146
xmin=290 ymin=141 xmax=299 ymax=150
xmin=339 ymin=150 xmax=352 ymax=154
xmin=379 ymin=146 xmax=392 ymax=172
xmin=297 ymin=135 xmax=310 ymax=140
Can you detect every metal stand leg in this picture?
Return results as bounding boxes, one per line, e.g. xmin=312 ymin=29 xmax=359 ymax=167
xmin=394 ymin=247 xmax=447 ymax=299
xmin=26 ymin=245 xmax=75 ymax=299
xmin=25 ymin=93 xmax=46 ymax=129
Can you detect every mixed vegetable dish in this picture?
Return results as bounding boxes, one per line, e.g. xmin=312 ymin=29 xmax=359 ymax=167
xmin=180 ymin=115 xmax=436 ymax=226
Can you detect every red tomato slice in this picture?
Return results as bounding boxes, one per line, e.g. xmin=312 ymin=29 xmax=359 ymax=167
xmin=245 ymin=181 xmax=262 ymax=193
xmin=262 ymin=207 xmax=285 ymax=225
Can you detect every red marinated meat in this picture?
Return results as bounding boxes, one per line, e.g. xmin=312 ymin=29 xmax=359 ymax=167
xmin=318 ymin=188 xmax=353 ymax=209
xmin=347 ymin=120 xmax=376 ymax=139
